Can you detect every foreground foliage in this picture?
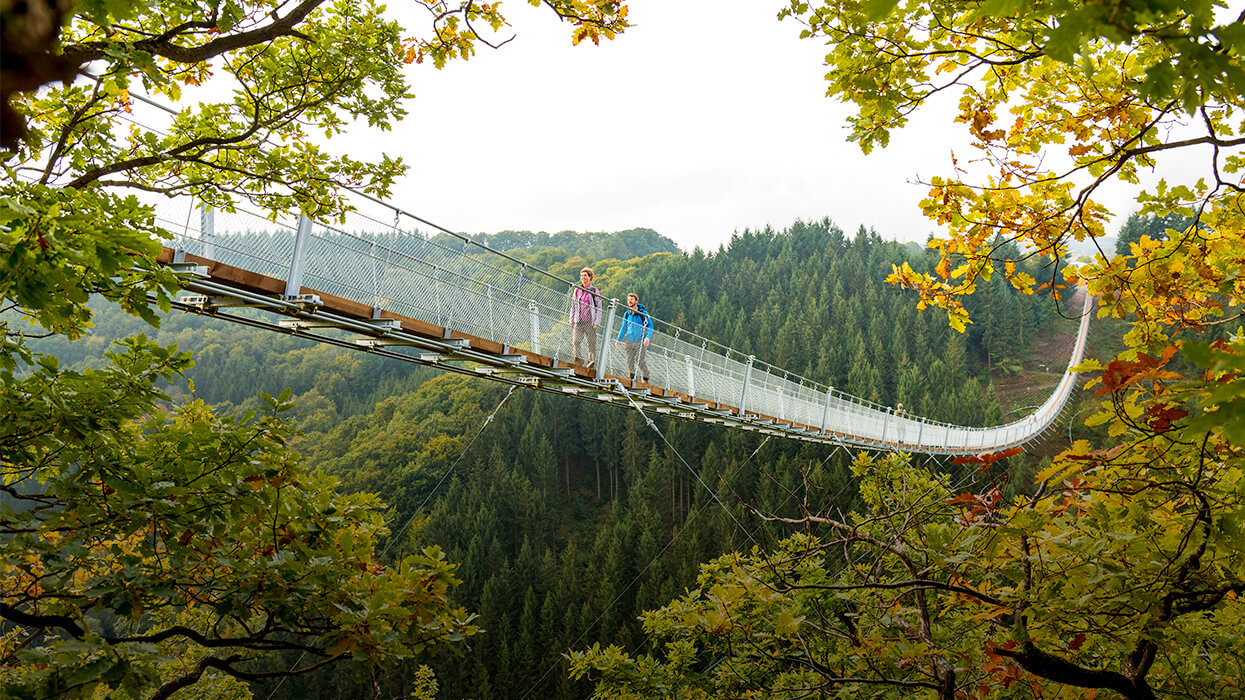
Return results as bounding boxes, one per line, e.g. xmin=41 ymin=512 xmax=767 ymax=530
xmin=573 ymin=423 xmax=1245 ymax=698
xmin=1 ymin=341 xmax=475 ymax=698
xmin=795 ymin=0 xmax=1245 ymax=340
xmin=5 ymin=0 xmax=629 ymax=220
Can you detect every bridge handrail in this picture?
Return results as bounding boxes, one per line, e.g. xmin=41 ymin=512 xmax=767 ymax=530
xmin=161 ymin=184 xmax=1091 ymax=454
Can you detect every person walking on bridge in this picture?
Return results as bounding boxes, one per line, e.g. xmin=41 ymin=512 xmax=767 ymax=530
xmin=569 ymin=267 xmax=602 ymax=369
xmin=615 ymin=292 xmax=652 ymax=385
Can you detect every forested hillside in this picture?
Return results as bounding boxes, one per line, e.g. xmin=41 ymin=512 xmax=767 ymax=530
xmin=35 ymin=221 xmax=1061 ymax=698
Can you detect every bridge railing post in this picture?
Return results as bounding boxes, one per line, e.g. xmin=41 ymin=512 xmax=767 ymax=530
xmin=880 ymin=406 xmax=892 ymax=444
xmin=200 ymin=207 xmax=215 ymax=260
xmin=435 ymin=271 xmax=445 ymax=327
xmin=820 ymin=387 xmax=833 ymax=434
xmin=529 ymin=301 xmax=541 ymax=355
xmin=686 ymin=354 xmax=695 ymax=399
xmin=486 ymin=283 xmax=495 ymax=340
xmin=596 ymin=298 xmax=617 ymax=381
xmin=557 ymin=285 xmax=573 ymax=364
xmin=698 ymin=342 xmax=710 ymax=402
xmin=739 ymin=355 xmax=755 ymax=417
xmin=285 ymin=214 xmax=312 ymax=297
xmin=370 ymin=241 xmax=381 ymax=315
xmin=915 ymin=418 xmax=925 ymax=448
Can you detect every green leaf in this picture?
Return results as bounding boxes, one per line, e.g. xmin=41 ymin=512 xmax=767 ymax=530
xmin=977 ymin=0 xmax=1025 ymax=18
xmin=775 ymin=609 xmax=800 ymax=635
xmin=862 ymin=0 xmax=901 ymax=21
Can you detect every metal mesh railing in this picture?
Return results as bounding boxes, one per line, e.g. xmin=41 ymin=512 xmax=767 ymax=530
xmin=156 ymin=185 xmax=1091 ymax=454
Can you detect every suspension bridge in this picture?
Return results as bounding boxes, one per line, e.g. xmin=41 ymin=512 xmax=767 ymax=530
xmin=152 ymin=188 xmax=1091 ymax=457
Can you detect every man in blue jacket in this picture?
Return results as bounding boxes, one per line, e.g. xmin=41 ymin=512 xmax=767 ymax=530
xmin=614 ymin=292 xmax=652 ymax=385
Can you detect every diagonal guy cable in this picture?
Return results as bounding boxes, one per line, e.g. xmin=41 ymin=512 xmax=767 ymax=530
xmin=382 ymin=384 xmax=517 ymax=559
xmin=617 ymin=381 xmax=760 ymax=547
xmin=518 ymin=415 xmax=776 ymax=700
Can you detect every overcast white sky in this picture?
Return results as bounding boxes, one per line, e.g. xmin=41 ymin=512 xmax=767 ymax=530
xmin=331 ymin=0 xmax=960 ymax=252
xmin=335 ymin=0 xmax=1197 ymax=253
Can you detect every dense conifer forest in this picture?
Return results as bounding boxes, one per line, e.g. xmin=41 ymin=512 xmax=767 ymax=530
xmin=33 ymin=220 xmax=1070 ymax=698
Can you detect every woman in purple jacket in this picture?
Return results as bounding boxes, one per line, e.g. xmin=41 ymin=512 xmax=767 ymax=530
xmin=569 ymin=267 xmax=602 ymax=368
